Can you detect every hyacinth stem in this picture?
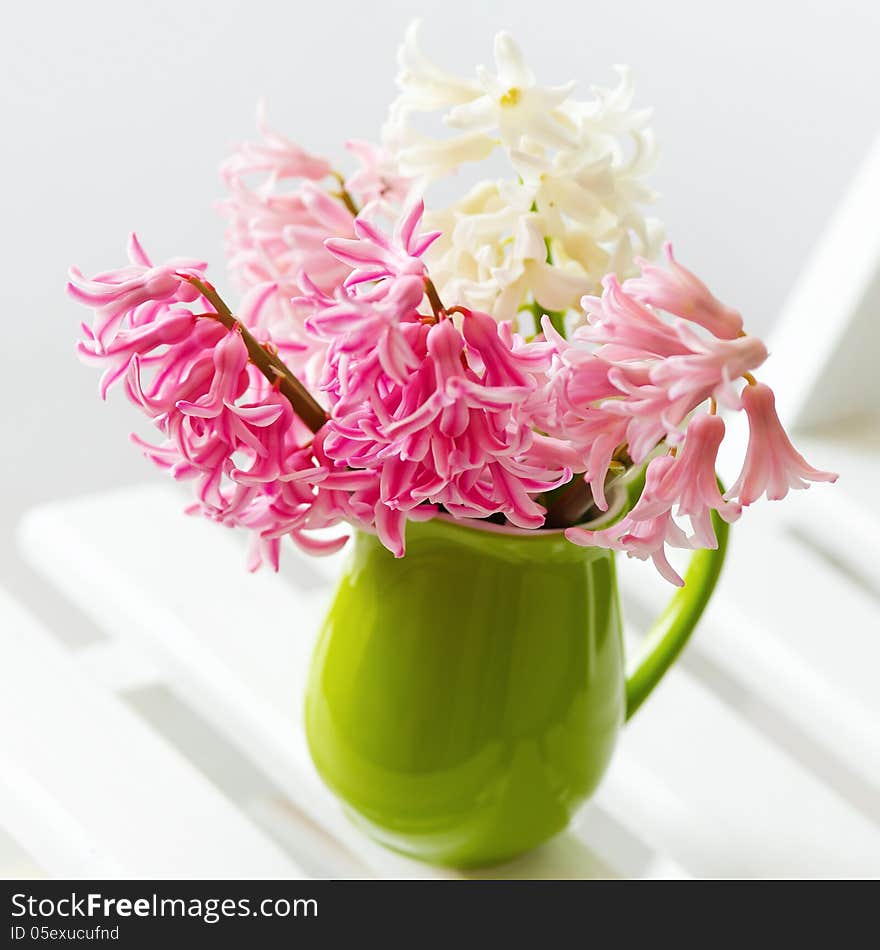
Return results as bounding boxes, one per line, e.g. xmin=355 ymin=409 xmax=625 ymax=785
xmin=180 ymin=275 xmax=328 ymax=434
xmin=424 ymin=278 xmax=446 ymax=319
xmin=544 ymin=309 xmax=567 ymax=339
xmin=543 ymin=475 xmax=595 ymax=528
xmin=331 ymin=171 xmax=360 ymax=217
xmin=544 ymin=448 xmax=633 ymax=528
xmin=527 ymin=232 xmax=568 ymax=339
xmin=521 ymin=299 xmax=566 ymax=339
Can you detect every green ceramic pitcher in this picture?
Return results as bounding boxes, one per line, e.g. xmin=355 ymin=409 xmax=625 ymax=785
xmin=304 ymin=501 xmax=728 ymax=868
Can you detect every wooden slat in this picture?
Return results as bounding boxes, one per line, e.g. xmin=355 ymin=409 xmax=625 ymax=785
xmin=0 ymin=587 xmax=304 ymax=880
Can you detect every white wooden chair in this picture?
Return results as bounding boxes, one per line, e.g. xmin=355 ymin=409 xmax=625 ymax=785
xmin=4 ymin=140 xmax=879 ymax=879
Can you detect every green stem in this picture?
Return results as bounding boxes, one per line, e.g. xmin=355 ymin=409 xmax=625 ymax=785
xmin=545 ymin=309 xmax=567 ymax=338
xmin=522 ymin=299 xmax=567 ymax=339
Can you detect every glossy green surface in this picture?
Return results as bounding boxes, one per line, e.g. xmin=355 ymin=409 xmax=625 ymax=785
xmin=625 ymin=508 xmax=729 ymax=720
xmin=305 ymin=514 xmax=725 ymax=868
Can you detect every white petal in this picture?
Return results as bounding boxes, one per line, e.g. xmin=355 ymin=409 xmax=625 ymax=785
xmin=512 ymin=215 xmax=548 ymax=261
xmin=493 ymin=32 xmax=534 ymax=89
xmin=396 ymin=132 xmax=497 ymax=178
xmin=528 ymin=260 xmax=592 ymax=311
xmin=396 ymin=20 xmax=481 ymax=107
xmin=445 ymin=95 xmax=497 ymax=132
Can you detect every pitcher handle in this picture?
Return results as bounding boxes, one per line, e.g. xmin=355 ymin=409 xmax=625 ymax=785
xmin=624 ymin=498 xmax=730 ymax=721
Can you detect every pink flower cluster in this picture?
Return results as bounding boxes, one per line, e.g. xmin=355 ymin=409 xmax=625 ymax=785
xmin=299 ymin=202 xmax=578 ymax=554
xmin=71 ymin=217 xmax=837 ymax=583
xmin=220 ymin=107 xmax=410 ymax=382
xmin=70 ymin=235 xmax=368 ymax=570
xmin=539 ymin=244 xmax=837 ymax=583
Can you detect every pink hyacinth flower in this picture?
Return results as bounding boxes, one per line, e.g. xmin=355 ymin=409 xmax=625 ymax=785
xmin=608 ymin=507 xmax=693 ymax=587
xmin=596 ymin=331 xmax=767 ymax=463
xmin=68 ymin=233 xmax=206 ymax=347
xmin=343 ymin=139 xmax=412 ymax=208
xmin=580 ymin=275 xmax=693 ymax=362
xmin=632 ymin=412 xmax=741 ymax=548
xmin=71 ymin=237 xmax=362 ymax=570
xmin=220 ymin=101 xmax=332 ymax=187
xmin=325 ymin=199 xmax=441 ymax=286
xmin=77 ymin=309 xmax=198 ymax=400
xmin=573 ymin=269 xmax=768 ymax=467
xmin=727 ymin=382 xmax=838 ymax=505
xmin=529 ymin=314 xmax=627 ymax=510
xmin=648 ymin=323 xmax=768 ymax=411
xmin=301 ymin=273 xmax=425 ymax=384
xmin=624 ymin=243 xmax=744 ymax=340
xmin=566 ymin=455 xmax=694 ymax=587
xmin=462 ymin=309 xmax=554 ymax=388
xmin=220 ymin=110 xmax=354 ymax=381
xmin=317 ymin=301 xmax=573 ymax=541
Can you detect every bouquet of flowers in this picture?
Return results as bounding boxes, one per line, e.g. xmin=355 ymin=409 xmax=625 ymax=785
xmin=69 ymin=24 xmax=836 ymax=585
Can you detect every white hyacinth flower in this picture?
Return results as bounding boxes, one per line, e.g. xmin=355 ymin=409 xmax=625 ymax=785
xmin=445 ymin=33 xmax=577 ymax=153
xmin=383 ymin=22 xmax=663 ymax=328
xmin=490 ymin=216 xmax=595 ymax=323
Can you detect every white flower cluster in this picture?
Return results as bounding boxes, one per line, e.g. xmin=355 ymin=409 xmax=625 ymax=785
xmin=382 ymin=22 xmax=663 ymax=327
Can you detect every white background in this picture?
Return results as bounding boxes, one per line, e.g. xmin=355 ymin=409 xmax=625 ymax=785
xmin=1 ymin=0 xmax=879 ymax=598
